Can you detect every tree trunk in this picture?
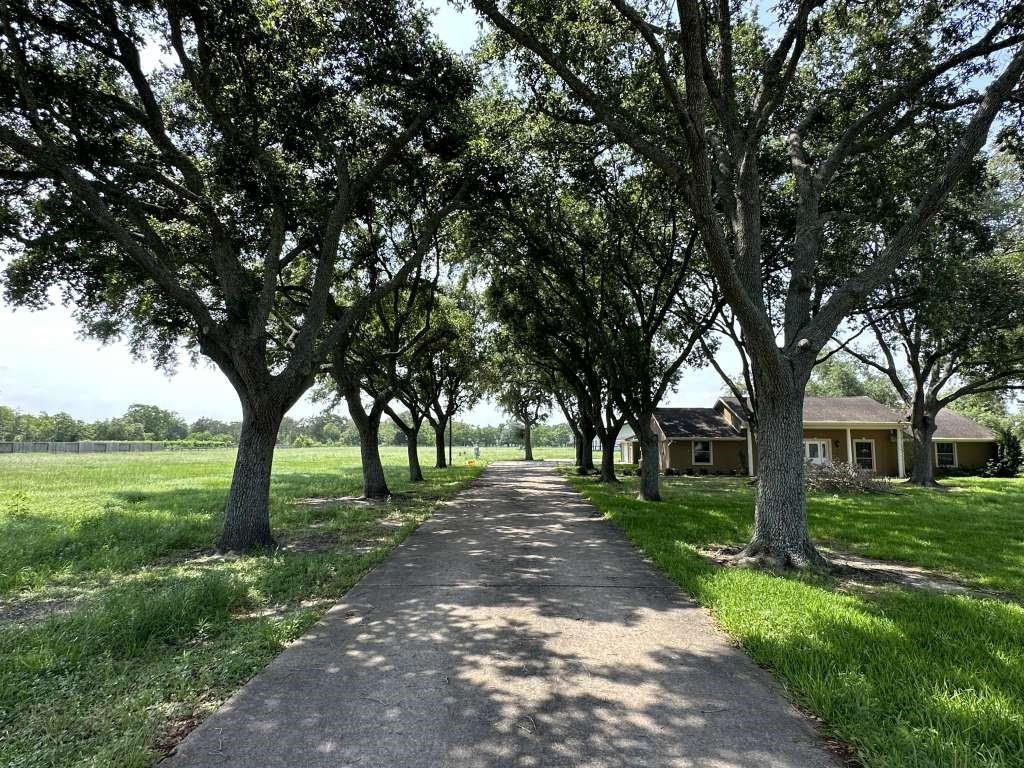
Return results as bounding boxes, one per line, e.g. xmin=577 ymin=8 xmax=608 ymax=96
xmin=909 ymin=408 xmax=940 ymax=487
xmin=406 ymin=430 xmax=424 ymax=483
xmin=565 ymin=417 xmax=584 ymax=468
xmin=599 ymin=432 xmax=619 ymax=483
xmin=637 ymin=418 xmax=661 ymax=501
xmin=579 ymin=422 xmax=596 ymax=474
xmin=345 ymin=388 xmax=389 ymax=499
xmin=217 ymin=404 xmax=282 ymax=553
xmin=739 ymin=383 xmax=826 ymax=568
xmin=524 ymin=420 xmax=534 ymax=460
xmin=433 ymin=421 xmax=448 ymax=468
xmin=358 ymin=419 xmax=389 ymax=499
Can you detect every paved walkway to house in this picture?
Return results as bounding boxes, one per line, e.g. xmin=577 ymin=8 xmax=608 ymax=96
xmin=163 ymin=462 xmax=836 ymax=768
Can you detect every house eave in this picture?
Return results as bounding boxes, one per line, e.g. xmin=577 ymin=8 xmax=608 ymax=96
xmin=664 ymin=435 xmax=746 ymax=441
xmin=929 ymin=436 xmax=998 ymax=443
xmin=804 ymin=420 xmax=903 ymax=429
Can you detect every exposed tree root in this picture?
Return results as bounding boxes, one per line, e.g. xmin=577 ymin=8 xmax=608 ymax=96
xmin=214 ymin=537 xmax=277 ymax=556
xmin=726 ymin=539 xmax=833 ymax=572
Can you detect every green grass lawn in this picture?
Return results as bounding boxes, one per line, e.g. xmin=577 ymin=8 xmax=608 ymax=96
xmin=570 ymin=473 xmax=1024 ymax=768
xmin=0 ymin=445 xmax=493 ymax=768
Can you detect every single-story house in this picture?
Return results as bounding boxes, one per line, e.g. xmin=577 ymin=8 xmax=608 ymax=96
xmin=620 ymin=396 xmax=997 ymax=477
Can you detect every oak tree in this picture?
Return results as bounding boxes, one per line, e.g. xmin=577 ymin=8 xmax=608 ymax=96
xmin=470 ymin=0 xmax=1024 ymax=565
xmin=0 ymin=0 xmax=474 ymax=549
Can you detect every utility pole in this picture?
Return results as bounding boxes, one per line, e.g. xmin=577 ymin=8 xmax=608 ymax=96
xmin=448 ymin=411 xmax=454 ymax=466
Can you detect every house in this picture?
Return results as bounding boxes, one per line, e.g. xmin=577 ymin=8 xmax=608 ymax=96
xmin=591 ymin=426 xmax=633 ymax=453
xmin=620 ymin=396 xmax=998 ymax=477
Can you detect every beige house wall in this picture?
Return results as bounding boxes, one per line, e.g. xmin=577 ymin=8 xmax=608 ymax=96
xmin=749 ymin=427 xmax=901 ymax=476
xmin=666 ymin=439 xmax=748 ymax=474
xmin=847 ymin=428 xmax=901 ymax=477
xmin=951 ymin=441 xmax=997 ymax=469
xmin=904 ymin=440 xmax=997 ymax=471
xmin=801 ymin=429 xmax=850 ymax=464
xmin=634 ymin=421 xmax=995 ymax=477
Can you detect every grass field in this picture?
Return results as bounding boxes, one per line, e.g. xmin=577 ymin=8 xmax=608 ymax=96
xmin=569 ymin=473 xmax=1024 ymax=768
xmin=0 ymin=445 xmax=527 ymax=768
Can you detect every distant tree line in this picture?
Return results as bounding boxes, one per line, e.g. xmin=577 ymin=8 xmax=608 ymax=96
xmin=0 ymin=403 xmax=191 ymax=443
xmin=0 ymin=402 xmax=573 ymax=448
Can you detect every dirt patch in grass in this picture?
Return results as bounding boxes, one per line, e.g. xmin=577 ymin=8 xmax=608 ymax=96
xmin=292 ymin=493 xmax=413 ymax=508
xmin=279 ymin=531 xmax=347 ymax=553
xmin=154 ymin=711 xmax=205 ymax=759
xmin=0 ymin=595 xmax=79 ymax=626
xmin=826 ymin=549 xmax=1024 ymax=607
xmin=702 ymin=545 xmax=1024 ymax=607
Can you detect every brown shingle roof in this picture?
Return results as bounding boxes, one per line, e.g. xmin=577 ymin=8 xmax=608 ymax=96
xmin=803 ymin=396 xmax=902 ymax=422
xmin=654 ymin=408 xmax=742 ymax=438
xmin=931 ymin=410 xmax=997 ymax=441
xmin=721 ymin=395 xmax=900 ymax=424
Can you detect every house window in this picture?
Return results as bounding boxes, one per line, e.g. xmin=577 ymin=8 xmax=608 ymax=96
xmin=936 ymin=442 xmax=956 ymax=468
xmin=693 ymin=440 xmax=713 ymax=465
xmin=803 ymin=439 xmax=829 ymax=465
xmin=853 ymin=439 xmax=875 ymax=471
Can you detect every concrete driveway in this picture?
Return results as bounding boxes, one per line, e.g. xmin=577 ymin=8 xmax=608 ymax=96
xmin=162 ymin=461 xmax=836 ymax=768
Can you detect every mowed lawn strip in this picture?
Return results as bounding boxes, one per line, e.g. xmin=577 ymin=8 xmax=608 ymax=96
xmin=569 ymin=473 xmax=1024 ymax=768
xmin=0 ymin=446 xmax=489 ymax=768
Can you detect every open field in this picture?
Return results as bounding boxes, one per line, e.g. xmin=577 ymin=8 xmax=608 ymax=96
xmin=0 ymin=445 xmax=502 ymax=767
xmin=569 ymin=473 xmax=1024 ymax=767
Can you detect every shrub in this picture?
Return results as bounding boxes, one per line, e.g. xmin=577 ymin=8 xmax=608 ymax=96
xmin=983 ymin=426 xmax=1023 ymax=478
xmin=805 ymin=461 xmax=892 ymax=494
xmin=165 ymin=436 xmax=234 ymax=449
xmin=291 ymin=435 xmax=318 ymax=448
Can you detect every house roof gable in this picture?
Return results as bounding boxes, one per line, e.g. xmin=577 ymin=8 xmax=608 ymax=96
xmin=652 ymin=407 xmax=742 ymax=438
xmin=931 ymin=409 xmax=997 ymax=441
xmin=646 ymin=396 xmax=995 ymax=442
xmin=719 ymin=395 xmax=901 ymax=424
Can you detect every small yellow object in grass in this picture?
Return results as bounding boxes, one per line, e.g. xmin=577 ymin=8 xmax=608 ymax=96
xmin=466 ymin=460 xmax=477 ymax=466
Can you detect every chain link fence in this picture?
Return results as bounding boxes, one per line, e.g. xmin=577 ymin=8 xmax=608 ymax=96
xmin=0 ymin=441 xmax=167 ymax=454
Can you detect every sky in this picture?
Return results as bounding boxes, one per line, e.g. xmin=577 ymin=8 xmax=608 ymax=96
xmin=0 ymin=1 xmax=734 ymax=427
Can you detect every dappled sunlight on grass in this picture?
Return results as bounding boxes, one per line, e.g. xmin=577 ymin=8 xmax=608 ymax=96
xmin=569 ymin=473 xmax=1024 ymax=767
xmin=583 ymin=472 xmax=1024 ymax=596
xmin=0 ymin=447 xmax=484 ymax=594
xmin=0 ymin=446 xmax=484 ymax=767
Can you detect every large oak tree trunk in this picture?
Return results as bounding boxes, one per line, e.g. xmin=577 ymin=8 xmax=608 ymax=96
xmin=387 ymin=408 xmax=425 ymax=483
xmin=740 ymin=384 xmax=826 ymax=568
xmin=217 ymin=403 xmax=282 ymax=553
xmin=345 ymin=388 xmax=390 ymax=499
xmin=909 ymin=409 xmax=940 ymax=487
xmin=579 ymin=422 xmax=596 ymax=474
xmin=523 ymin=420 xmax=534 ymax=460
xmin=433 ymin=421 xmax=448 ymax=468
xmin=406 ymin=430 xmax=424 ymax=483
xmin=574 ymin=435 xmax=585 ymax=468
xmin=637 ymin=418 xmax=661 ymax=501
xmin=565 ymin=418 xmax=585 ymax=469
xmin=358 ymin=420 xmax=389 ymax=499
xmin=599 ymin=431 xmax=619 ymax=483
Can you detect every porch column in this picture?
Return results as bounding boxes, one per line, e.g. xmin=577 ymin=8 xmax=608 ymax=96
xmin=896 ymin=430 xmax=906 ymax=478
xmin=846 ymin=428 xmax=853 ymax=466
xmin=746 ymin=429 xmax=755 ymax=477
